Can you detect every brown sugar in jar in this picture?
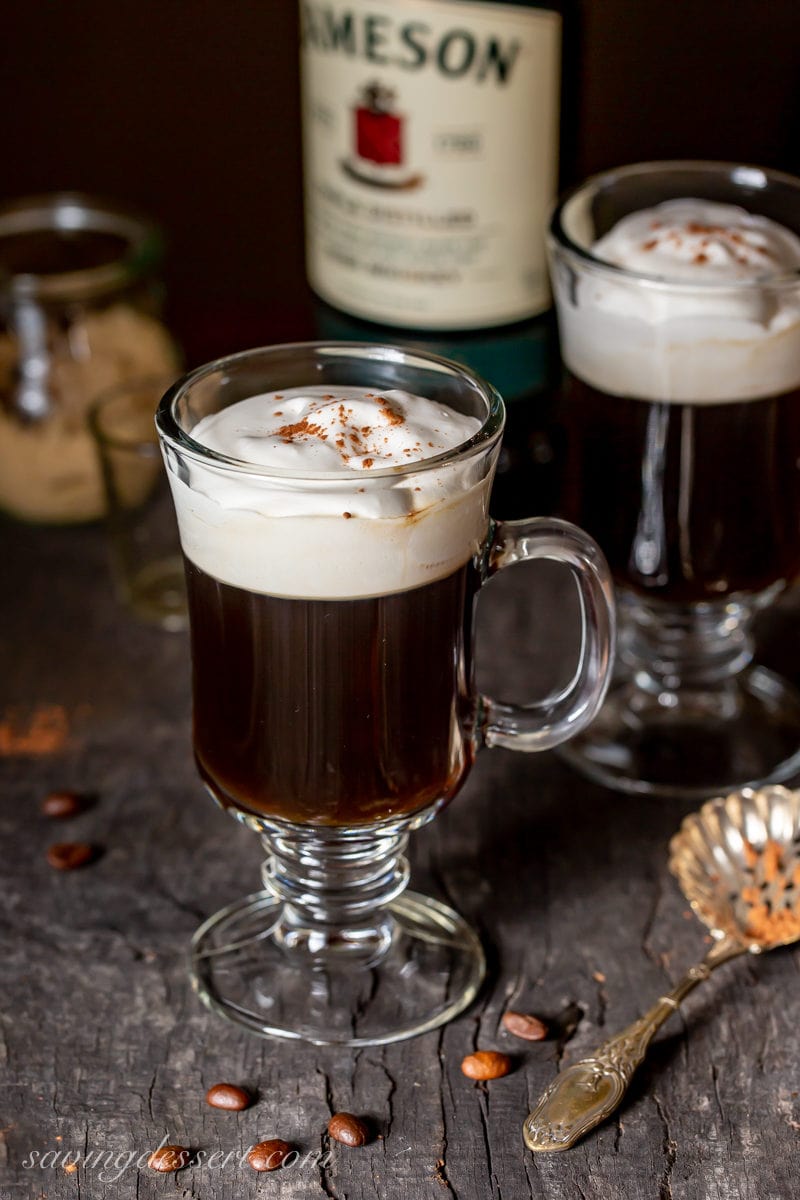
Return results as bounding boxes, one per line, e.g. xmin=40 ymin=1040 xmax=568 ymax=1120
xmin=0 ymin=193 xmax=180 ymax=524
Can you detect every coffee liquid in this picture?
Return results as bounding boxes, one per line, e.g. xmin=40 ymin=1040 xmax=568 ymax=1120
xmin=186 ymin=558 xmax=480 ymax=826
xmin=561 ymin=375 xmax=800 ymax=602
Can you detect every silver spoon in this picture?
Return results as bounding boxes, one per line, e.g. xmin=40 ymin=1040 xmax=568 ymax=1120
xmin=524 ymin=784 xmax=800 ymax=1152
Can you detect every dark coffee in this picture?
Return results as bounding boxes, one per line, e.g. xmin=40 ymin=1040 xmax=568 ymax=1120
xmin=560 ymin=374 xmax=800 ymax=603
xmin=185 ymin=558 xmax=479 ymax=826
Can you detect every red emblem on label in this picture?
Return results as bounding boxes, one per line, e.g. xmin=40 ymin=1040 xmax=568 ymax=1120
xmin=341 ymin=81 xmax=423 ymax=191
xmin=355 ymin=82 xmax=403 ymax=165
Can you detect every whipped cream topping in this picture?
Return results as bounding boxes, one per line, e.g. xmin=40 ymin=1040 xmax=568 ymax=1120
xmin=165 ymin=386 xmax=491 ymax=599
xmin=592 ymin=199 xmax=800 ymax=283
xmin=192 ymin=386 xmax=480 ymax=472
xmin=553 ymin=197 xmax=800 ymax=404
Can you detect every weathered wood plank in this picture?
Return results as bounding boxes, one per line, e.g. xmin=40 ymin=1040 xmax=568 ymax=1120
xmin=1 ymin=523 xmax=799 ymax=1199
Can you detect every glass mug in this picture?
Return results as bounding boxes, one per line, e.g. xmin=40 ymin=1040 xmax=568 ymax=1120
xmin=90 ymin=374 xmax=186 ymax=631
xmin=549 ymin=161 xmax=800 ymax=799
xmin=156 ymin=342 xmax=615 ymax=1046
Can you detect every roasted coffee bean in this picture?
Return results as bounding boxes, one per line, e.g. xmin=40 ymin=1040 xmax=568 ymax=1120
xmin=46 ymin=842 xmax=95 ymax=870
xmin=41 ymin=790 xmax=86 ymax=819
xmin=205 ymin=1082 xmax=251 ymax=1111
xmin=501 ymin=1011 xmax=548 ymax=1041
xmin=328 ymin=1112 xmax=369 ymax=1147
xmin=246 ymin=1139 xmax=293 ymax=1171
xmin=147 ymin=1145 xmax=190 ymax=1173
xmin=460 ymin=1050 xmax=512 ymax=1080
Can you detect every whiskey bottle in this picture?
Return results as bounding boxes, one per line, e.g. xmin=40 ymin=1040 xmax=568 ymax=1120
xmin=300 ymin=0 xmax=565 ymax=331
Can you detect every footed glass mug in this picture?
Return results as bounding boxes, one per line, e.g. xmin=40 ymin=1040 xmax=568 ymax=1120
xmin=550 ymin=162 xmax=800 ymax=798
xmin=156 ymin=342 xmax=615 ymax=1046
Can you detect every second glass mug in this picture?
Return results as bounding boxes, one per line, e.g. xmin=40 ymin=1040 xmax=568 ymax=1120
xmin=549 ymin=161 xmax=800 ymax=798
xmin=156 ymin=342 xmax=615 ymax=1046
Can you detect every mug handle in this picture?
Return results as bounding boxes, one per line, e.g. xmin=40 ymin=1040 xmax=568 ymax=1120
xmin=478 ymin=517 xmax=615 ymax=752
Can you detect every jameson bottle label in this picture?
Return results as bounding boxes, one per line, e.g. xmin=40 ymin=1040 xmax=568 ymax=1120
xmin=300 ymin=0 xmax=561 ymax=329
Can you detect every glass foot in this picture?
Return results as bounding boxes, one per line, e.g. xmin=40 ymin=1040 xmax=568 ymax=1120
xmin=190 ymin=889 xmax=485 ymax=1046
xmin=125 ymin=554 xmax=187 ymax=631
xmin=558 ymin=665 xmax=800 ymax=799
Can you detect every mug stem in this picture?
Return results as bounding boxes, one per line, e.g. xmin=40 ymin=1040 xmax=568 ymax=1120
xmin=620 ymin=592 xmax=755 ymax=694
xmin=261 ymin=821 xmax=411 ymax=965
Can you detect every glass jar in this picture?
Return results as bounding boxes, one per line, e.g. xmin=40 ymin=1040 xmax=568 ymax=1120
xmin=0 ymin=193 xmax=180 ymax=523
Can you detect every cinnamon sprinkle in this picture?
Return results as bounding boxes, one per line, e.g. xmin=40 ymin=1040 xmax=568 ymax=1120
xmin=739 ymin=838 xmax=800 ymax=944
xmin=275 ymin=417 xmax=326 ymax=444
xmin=262 ymin=391 xmax=416 ymax=466
xmin=687 ymin=221 xmax=718 ymax=235
xmin=378 ymin=399 xmax=403 ymax=426
xmin=0 ymin=704 xmax=71 ymax=756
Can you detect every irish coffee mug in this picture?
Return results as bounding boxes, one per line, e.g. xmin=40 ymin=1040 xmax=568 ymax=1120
xmin=549 ymin=161 xmax=800 ymax=798
xmin=157 ymin=342 xmax=615 ymax=1045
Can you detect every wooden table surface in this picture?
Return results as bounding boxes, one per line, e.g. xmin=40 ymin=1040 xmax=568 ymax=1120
xmin=2 ymin=515 xmax=800 ymax=1200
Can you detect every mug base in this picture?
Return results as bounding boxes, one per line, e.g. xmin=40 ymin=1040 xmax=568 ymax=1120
xmin=557 ymin=665 xmax=800 ymax=800
xmin=190 ymin=889 xmax=485 ymax=1046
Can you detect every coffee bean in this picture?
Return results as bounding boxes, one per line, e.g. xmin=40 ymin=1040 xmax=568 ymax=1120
xmin=205 ymin=1082 xmax=251 ymax=1111
xmin=328 ymin=1112 xmax=369 ymax=1147
xmin=460 ymin=1050 xmax=512 ymax=1080
xmin=147 ymin=1145 xmax=190 ymax=1173
xmin=41 ymin=790 xmax=86 ymax=819
xmin=501 ymin=1011 xmax=548 ymax=1041
xmin=246 ymin=1139 xmax=293 ymax=1171
xmin=46 ymin=842 xmax=95 ymax=870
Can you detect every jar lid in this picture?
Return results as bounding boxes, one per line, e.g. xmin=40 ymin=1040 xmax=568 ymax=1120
xmin=0 ymin=192 xmax=163 ymax=303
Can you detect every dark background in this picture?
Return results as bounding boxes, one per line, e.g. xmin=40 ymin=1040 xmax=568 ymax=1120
xmin=5 ymin=0 xmax=800 ymax=361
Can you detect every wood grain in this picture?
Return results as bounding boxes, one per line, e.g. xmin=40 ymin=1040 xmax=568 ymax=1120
xmin=2 ymin=522 xmax=799 ymax=1199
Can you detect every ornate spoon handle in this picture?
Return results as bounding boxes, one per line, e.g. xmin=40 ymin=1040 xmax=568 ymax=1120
xmin=523 ymin=936 xmax=744 ymax=1152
